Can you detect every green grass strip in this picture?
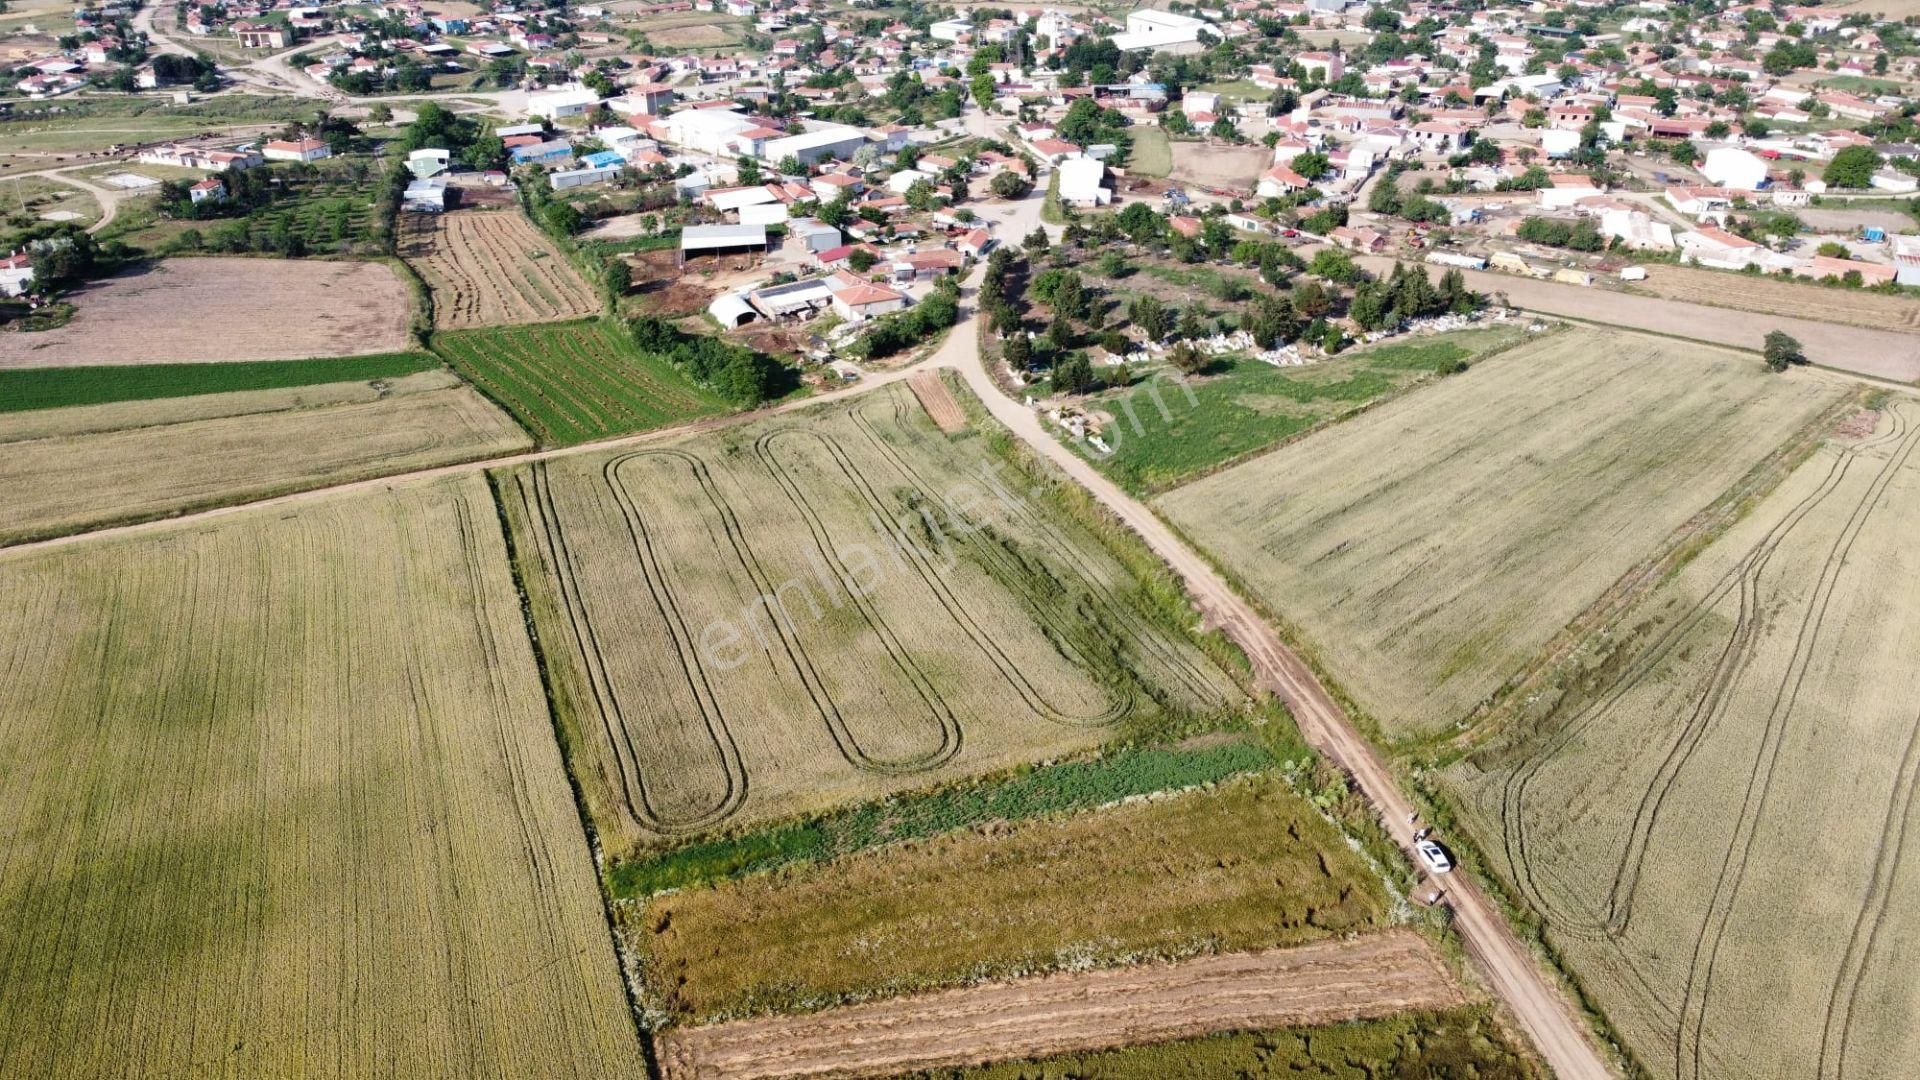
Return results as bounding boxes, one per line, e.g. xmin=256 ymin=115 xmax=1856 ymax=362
xmin=0 ymin=353 xmax=439 ymax=413
xmin=609 ymin=738 xmax=1278 ymax=898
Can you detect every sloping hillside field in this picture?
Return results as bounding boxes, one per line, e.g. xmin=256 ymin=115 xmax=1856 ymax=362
xmin=1447 ymin=399 xmax=1920 ymax=1079
xmin=0 ymin=478 xmax=642 ymax=1077
xmin=1157 ymin=328 xmax=1848 ymax=737
xmin=498 ymin=382 xmax=1242 ymax=859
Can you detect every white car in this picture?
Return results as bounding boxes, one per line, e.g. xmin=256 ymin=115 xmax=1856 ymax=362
xmin=1416 ymin=840 xmax=1454 ymax=875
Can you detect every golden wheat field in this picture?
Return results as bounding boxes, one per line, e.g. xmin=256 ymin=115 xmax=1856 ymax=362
xmin=0 ymin=378 xmax=530 ymax=543
xmin=0 ymin=476 xmax=643 ymax=1078
xmin=1447 ymin=398 xmax=1920 ymax=1080
xmin=1156 ymin=328 xmax=1849 ymax=738
xmin=498 ymin=382 xmax=1242 ymax=859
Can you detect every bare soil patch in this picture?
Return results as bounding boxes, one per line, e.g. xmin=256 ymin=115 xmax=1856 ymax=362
xmin=650 ymin=23 xmax=734 ymax=45
xmin=1167 ymin=143 xmax=1269 ymax=191
xmin=0 ymin=258 xmax=410 ymax=367
xmin=909 ymin=370 xmax=966 ymax=431
xmin=401 ymin=209 xmax=599 ymax=329
xmin=628 ymin=246 xmax=718 ymax=316
xmin=655 ymin=931 xmax=1464 ymax=1080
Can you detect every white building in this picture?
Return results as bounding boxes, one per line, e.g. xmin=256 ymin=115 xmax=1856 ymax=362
xmin=1893 ymin=235 xmax=1920 ymax=286
xmin=664 ymin=107 xmax=759 ymax=156
xmin=1701 ymin=146 xmax=1769 ymax=191
xmin=1057 ymin=156 xmax=1110 ymax=207
xmin=1111 ymin=9 xmax=1211 ymax=54
xmin=929 ymin=17 xmax=971 ymax=41
xmin=528 ymin=84 xmax=603 ymax=120
xmin=760 ymin=123 xmax=868 ymax=166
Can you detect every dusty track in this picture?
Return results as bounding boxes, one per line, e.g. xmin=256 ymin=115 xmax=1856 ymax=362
xmin=655 ymin=931 xmax=1463 ymax=1080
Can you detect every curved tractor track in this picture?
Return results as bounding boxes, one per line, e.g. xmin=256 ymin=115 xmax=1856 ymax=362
xmin=857 ymin=386 xmax=1226 ymax=707
xmin=1484 ymin=403 xmax=1920 ymax=1079
xmin=755 ymin=424 xmax=1128 ymax=731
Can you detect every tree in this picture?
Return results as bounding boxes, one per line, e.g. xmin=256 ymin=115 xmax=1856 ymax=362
xmin=990 ymin=170 xmax=1031 ymax=198
xmin=1824 ymin=145 xmax=1881 ymax=189
xmin=540 ymin=201 xmax=584 ymax=236
xmin=778 ymin=154 xmax=805 ymax=177
xmin=736 ymin=155 xmax=762 ymax=184
xmin=1307 ymin=247 xmax=1359 ymax=282
xmin=1128 ymin=294 xmax=1170 ymax=340
xmin=1023 ymin=227 xmax=1050 ymax=253
xmin=1051 ymin=352 xmax=1095 ymax=393
xmin=1763 ymin=330 xmax=1806 ymax=372
xmin=848 ymin=247 xmax=878 ymax=273
xmin=368 ymin=103 xmax=393 ymax=124
xmin=1167 ymin=340 xmax=1207 ymax=374
xmin=1290 ymin=151 xmax=1330 ymax=180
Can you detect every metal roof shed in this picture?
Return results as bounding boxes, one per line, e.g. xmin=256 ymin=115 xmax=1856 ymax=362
xmin=679 ymin=223 xmax=768 ymax=265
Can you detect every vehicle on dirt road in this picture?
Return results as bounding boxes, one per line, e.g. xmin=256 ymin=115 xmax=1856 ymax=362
xmin=1416 ymin=840 xmax=1453 ymax=875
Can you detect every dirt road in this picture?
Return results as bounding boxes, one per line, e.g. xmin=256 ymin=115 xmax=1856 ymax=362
xmin=939 ymin=246 xmax=1617 ymax=1080
xmin=656 ymin=931 xmax=1464 ymax=1080
xmin=1358 ymin=256 xmax=1920 ymax=383
xmin=1 ymin=129 xmax=1615 ymax=1078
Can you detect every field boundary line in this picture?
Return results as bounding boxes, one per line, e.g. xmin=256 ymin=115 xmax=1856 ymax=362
xmin=654 ymin=930 xmax=1465 ymax=1080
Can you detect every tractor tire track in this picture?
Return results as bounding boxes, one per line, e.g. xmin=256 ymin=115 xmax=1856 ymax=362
xmin=1818 ymin=706 xmax=1920 ymax=1080
xmin=1676 ymin=404 xmax=1920 ymax=1080
xmin=521 ymin=461 xmax=748 ymax=835
xmin=858 ymin=387 xmax=1219 ymax=706
xmin=757 ymin=426 xmax=1126 ymax=730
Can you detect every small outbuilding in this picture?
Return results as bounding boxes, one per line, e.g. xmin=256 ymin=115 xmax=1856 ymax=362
xmin=679 ymin=223 xmax=768 ymax=265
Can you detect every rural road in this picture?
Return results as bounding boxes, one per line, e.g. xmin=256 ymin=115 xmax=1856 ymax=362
xmin=1354 ymin=255 xmax=1920 ymax=384
xmin=930 ymin=275 xmax=1619 ymax=1080
xmin=0 ymin=160 xmax=1613 ymax=1077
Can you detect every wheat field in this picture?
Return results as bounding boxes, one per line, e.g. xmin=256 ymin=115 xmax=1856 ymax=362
xmin=1157 ymin=328 xmax=1848 ymax=738
xmin=0 ymin=477 xmax=644 ymax=1078
xmin=499 ymin=383 xmax=1242 ymax=859
xmin=0 ymin=381 xmax=530 ymax=543
xmin=1447 ymin=399 xmax=1920 ymax=1079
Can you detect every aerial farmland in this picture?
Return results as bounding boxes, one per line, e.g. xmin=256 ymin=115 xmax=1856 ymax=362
xmin=13 ymin=0 xmax=1920 ymax=1071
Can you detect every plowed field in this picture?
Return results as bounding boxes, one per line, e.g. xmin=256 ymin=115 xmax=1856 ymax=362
xmin=657 ymin=931 xmax=1461 ymax=1080
xmin=402 ymin=209 xmax=600 ymax=328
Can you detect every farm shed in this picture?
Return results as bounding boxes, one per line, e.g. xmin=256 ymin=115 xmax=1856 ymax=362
xmin=404 ymin=177 xmax=449 ymax=212
xmin=680 ymin=223 xmax=768 ymax=266
xmin=709 ymin=293 xmax=757 ymax=328
xmin=748 ymin=278 xmax=837 ymax=319
xmin=551 ymin=165 xmax=621 ymax=191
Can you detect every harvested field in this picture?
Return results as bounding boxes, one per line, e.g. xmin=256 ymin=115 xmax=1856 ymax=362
xmin=0 ymin=257 xmax=411 ymax=367
xmin=0 ymin=477 xmax=644 ymax=1078
xmin=0 ymin=380 xmax=529 ymax=543
xmin=909 ymin=369 xmax=966 ymax=431
xmin=1157 ymin=327 xmax=1849 ymax=738
xmin=649 ymin=22 xmax=736 ymax=45
xmin=923 ymin=1008 xmax=1539 ymax=1079
xmin=433 ymin=318 xmax=721 ymax=445
xmin=656 ymin=930 xmax=1459 ymax=1080
xmin=497 ymin=382 xmax=1242 ymax=860
xmin=1446 ymin=398 xmax=1920 ymax=1080
xmin=634 ymin=774 xmax=1389 ymax=1024
xmin=0 ymin=368 xmax=459 ymax=442
xmin=1167 ymin=143 xmax=1268 ymax=190
xmin=1628 ymin=263 xmax=1920 ymax=333
xmin=401 ymin=209 xmax=599 ymax=328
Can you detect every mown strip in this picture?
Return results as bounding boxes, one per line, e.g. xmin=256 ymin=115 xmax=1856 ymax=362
xmin=0 ymin=352 xmax=439 ymax=413
xmin=609 ymin=737 xmax=1285 ymax=899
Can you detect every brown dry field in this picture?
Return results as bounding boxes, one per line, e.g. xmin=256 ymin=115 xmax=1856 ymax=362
xmin=649 ymin=23 xmax=735 ymax=45
xmin=1628 ymin=264 xmax=1920 ymax=333
xmin=1353 ymin=256 xmax=1920 ymax=383
xmin=1167 ymin=143 xmax=1270 ymax=190
xmin=656 ymin=931 xmax=1464 ymax=1080
xmin=0 ymin=382 xmax=529 ymax=543
xmin=401 ymin=209 xmax=600 ymax=329
xmin=0 ymin=258 xmax=411 ymax=367
xmin=909 ymin=370 xmax=966 ymax=431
